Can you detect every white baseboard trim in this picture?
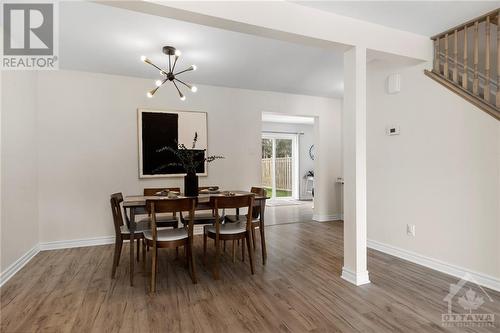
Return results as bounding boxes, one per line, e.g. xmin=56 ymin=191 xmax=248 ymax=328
xmin=39 ymin=236 xmax=115 ymax=251
xmin=0 ymin=244 xmax=40 ymax=288
xmin=367 ymin=239 xmax=500 ymax=292
xmin=313 ymin=213 xmax=343 ymax=222
xmin=341 ymin=267 xmax=371 ymax=286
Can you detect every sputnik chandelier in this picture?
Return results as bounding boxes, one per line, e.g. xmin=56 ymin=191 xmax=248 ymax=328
xmin=141 ymin=46 xmax=197 ymax=100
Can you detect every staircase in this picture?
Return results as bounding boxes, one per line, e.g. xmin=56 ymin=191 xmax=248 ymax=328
xmin=424 ymin=9 xmax=500 ymax=120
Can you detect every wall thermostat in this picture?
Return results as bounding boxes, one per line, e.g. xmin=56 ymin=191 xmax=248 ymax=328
xmin=386 ymin=126 xmax=400 ymax=136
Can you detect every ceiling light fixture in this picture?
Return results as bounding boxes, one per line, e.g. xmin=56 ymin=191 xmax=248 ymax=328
xmin=141 ymin=46 xmax=197 ymax=100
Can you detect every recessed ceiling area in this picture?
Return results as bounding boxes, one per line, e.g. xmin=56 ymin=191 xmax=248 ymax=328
xmin=294 ymin=1 xmax=498 ymax=37
xmin=59 ymin=2 xmax=345 ymax=98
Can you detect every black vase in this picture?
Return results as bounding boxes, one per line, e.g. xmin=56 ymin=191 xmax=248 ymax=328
xmin=184 ymin=173 xmax=199 ymax=197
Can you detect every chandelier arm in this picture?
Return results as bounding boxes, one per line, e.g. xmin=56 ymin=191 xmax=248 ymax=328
xmin=145 ymin=60 xmax=166 ymax=74
xmin=174 ymin=67 xmax=193 ymax=76
xmin=174 ymin=78 xmax=191 ymax=89
xmin=172 ymin=56 xmax=179 ymax=73
xmin=172 ymin=80 xmax=184 ymax=98
xmin=168 ymin=55 xmax=171 ymax=72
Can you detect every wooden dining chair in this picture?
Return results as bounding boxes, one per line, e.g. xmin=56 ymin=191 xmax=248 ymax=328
xmin=144 ymin=198 xmax=197 ymax=292
xmin=225 ymin=187 xmax=267 ymax=264
xmin=140 ymin=188 xmax=181 ymax=228
xmin=110 ymin=193 xmax=149 ymax=279
xmin=203 ymin=194 xmax=255 ymax=280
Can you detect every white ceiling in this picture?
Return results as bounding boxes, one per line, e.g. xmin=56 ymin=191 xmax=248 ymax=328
xmin=59 ymin=2 xmax=345 ymax=98
xmin=295 ymin=1 xmax=499 ymax=36
xmin=262 ymin=113 xmax=315 ymax=125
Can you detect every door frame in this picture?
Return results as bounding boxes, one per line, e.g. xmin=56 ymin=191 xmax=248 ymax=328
xmin=261 ymin=132 xmax=299 ymax=200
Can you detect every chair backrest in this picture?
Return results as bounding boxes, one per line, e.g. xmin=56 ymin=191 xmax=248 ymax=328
xmin=250 ymin=187 xmax=267 ymax=219
xmin=145 ymin=198 xmax=196 ymax=242
xmin=110 ymin=193 xmax=125 ymax=236
xmin=210 ymin=194 xmax=255 ymax=231
xmin=143 ymin=187 xmax=181 ymax=196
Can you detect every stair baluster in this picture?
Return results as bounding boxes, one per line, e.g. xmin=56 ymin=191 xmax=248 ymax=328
xmin=462 ymin=25 xmax=468 ymax=90
xmin=453 ymin=30 xmax=458 ymax=83
xmin=473 ymin=21 xmax=479 ymax=95
xmin=497 ymin=11 xmax=500 ymax=108
xmin=444 ymin=33 xmax=449 ymax=79
xmin=485 ymin=16 xmax=491 ymax=102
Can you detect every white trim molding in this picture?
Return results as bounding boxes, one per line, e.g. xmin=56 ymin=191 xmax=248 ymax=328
xmin=341 ymin=267 xmax=371 ymax=286
xmin=39 ymin=236 xmax=115 ymax=251
xmin=313 ymin=213 xmax=343 ymax=222
xmin=0 ymin=245 xmax=40 ymax=287
xmin=368 ymin=239 xmax=500 ymax=292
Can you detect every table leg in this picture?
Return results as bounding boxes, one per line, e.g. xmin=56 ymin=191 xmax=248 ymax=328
xmin=259 ymin=203 xmax=267 ymax=265
xmin=129 ymin=207 xmax=136 ymax=286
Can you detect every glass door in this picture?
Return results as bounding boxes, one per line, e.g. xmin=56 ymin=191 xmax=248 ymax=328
xmin=261 ymin=133 xmax=298 ymax=199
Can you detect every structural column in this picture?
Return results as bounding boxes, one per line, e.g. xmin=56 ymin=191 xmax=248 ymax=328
xmin=341 ymin=46 xmax=370 ymax=286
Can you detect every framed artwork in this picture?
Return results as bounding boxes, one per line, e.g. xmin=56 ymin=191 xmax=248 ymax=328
xmin=138 ymin=109 xmax=208 ymax=178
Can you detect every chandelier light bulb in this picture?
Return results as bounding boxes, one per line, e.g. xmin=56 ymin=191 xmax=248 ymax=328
xmin=155 ymin=80 xmax=162 ymax=87
xmin=140 ymin=55 xmax=147 ymax=62
xmin=175 ymin=49 xmax=181 ymax=57
xmin=147 ymin=92 xmax=153 ymax=98
xmin=191 ymin=86 xmax=198 ymax=93
xmin=191 ymin=65 xmax=197 ymax=71
xmin=180 ymin=94 xmax=186 ymax=101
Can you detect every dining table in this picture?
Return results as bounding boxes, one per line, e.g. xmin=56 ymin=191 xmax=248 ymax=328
xmin=122 ymin=191 xmax=268 ymax=286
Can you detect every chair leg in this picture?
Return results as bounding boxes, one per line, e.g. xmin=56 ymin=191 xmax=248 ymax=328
xmin=136 ymin=239 xmax=140 ymax=262
xmin=246 ymin=232 xmax=255 ymax=275
xmin=223 ymin=240 xmax=226 ymax=253
xmin=213 ymin=237 xmax=220 ymax=280
xmin=111 ymin=238 xmax=122 ymax=279
xmin=142 ymin=240 xmax=147 ymax=272
xmin=241 ymin=237 xmax=245 ymax=262
xmin=151 ymin=246 xmax=157 ymax=293
xmin=251 ymin=226 xmax=256 ymax=251
xmin=203 ymin=232 xmax=208 ymax=265
xmin=189 ymin=241 xmax=197 ymax=284
xmin=232 ymin=240 xmax=236 ymax=263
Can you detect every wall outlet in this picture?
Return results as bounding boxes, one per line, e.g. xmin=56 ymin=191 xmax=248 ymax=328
xmin=407 ymin=224 xmax=416 ymax=237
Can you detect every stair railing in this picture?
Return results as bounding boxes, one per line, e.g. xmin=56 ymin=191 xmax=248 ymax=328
xmin=431 ymin=9 xmax=499 ymax=108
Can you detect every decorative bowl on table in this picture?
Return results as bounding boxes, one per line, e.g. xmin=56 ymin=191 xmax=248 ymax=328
xmin=199 ymin=186 xmax=220 ymax=194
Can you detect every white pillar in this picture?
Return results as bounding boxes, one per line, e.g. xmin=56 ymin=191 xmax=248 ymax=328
xmin=341 ymin=46 xmax=370 ymax=286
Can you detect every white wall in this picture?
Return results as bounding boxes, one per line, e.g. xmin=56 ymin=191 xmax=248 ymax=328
xmin=367 ymin=61 xmax=500 ymax=280
xmin=1 ymin=72 xmax=39 ymax=273
xmin=34 ymin=70 xmax=341 ymax=243
xmin=261 ymin=122 xmax=315 ymax=200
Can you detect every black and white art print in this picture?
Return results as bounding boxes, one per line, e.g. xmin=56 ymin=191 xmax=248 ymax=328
xmin=138 ymin=109 xmax=208 ymax=178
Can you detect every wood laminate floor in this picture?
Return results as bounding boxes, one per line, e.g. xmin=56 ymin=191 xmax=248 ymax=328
xmin=1 ymin=221 xmax=499 ymax=332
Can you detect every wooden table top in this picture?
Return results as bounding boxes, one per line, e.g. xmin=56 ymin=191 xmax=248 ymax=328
xmin=123 ymin=191 xmax=268 ymax=208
